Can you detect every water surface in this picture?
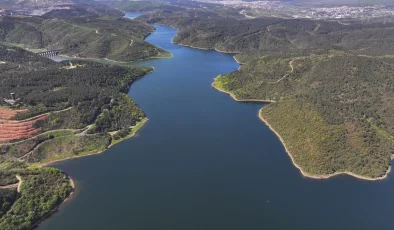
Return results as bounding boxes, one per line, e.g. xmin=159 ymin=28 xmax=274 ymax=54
xmin=38 ymin=24 xmax=394 ymax=230
xmin=124 ymin=12 xmax=144 ymax=19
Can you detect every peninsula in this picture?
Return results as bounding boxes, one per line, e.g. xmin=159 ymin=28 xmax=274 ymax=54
xmin=134 ymin=4 xmax=394 ymax=180
xmin=0 ymin=3 xmax=170 ymax=229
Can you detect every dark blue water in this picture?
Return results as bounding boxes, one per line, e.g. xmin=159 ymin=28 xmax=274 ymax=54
xmin=37 ymin=24 xmax=394 ymax=230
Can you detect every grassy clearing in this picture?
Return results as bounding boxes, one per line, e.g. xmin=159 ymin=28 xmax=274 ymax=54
xmin=213 ymin=75 xmax=232 ymax=91
xmin=29 ymin=134 xmax=111 ymax=165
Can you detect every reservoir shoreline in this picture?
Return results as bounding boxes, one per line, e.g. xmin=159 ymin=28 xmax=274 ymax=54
xmin=41 ymin=118 xmax=149 ymax=168
xmin=258 ymin=111 xmax=392 ymax=181
xmin=211 ymin=78 xmax=391 ymax=181
xmin=162 ymin=23 xmax=240 ymax=55
xmin=211 ymin=79 xmax=276 ymax=103
xmin=36 ymin=22 xmax=394 ymax=230
xmin=28 ymin=177 xmax=75 ymax=230
xmin=57 ymin=53 xmax=172 ymax=64
xmin=158 ymin=21 xmax=392 ymax=181
xmin=34 ymin=109 xmax=149 ymax=229
xmin=33 ymin=21 xmax=170 ymax=229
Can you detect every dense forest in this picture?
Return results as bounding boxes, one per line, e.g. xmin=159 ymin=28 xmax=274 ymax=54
xmin=0 ymin=166 xmax=73 ymax=230
xmin=0 ymin=42 xmax=152 ymax=155
xmin=214 ymin=53 xmax=394 ymax=178
xmin=108 ymin=0 xmax=186 ymax=13
xmin=0 ymin=40 xmax=153 ymax=228
xmin=3 ymin=1 xmax=394 ymax=229
xmin=0 ymin=3 xmax=171 ymax=227
xmin=106 ymin=0 xmax=244 ymax=19
xmin=0 ymin=7 xmax=170 ymax=61
xmin=135 ymin=6 xmax=394 ymax=179
xmin=137 ymin=10 xmax=394 ymax=57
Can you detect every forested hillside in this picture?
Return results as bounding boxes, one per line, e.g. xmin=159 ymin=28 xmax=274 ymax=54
xmin=215 ymin=54 xmax=394 ymax=178
xmin=137 ymin=10 xmax=394 ymax=57
xmin=108 ymin=0 xmax=186 ymax=12
xmin=137 ymin=8 xmax=394 ymax=179
xmin=0 ymin=43 xmax=152 ymax=158
xmin=43 ymin=4 xmax=125 ymax=18
xmin=0 ymin=11 xmax=169 ymax=61
xmin=0 ymin=43 xmax=153 ymax=229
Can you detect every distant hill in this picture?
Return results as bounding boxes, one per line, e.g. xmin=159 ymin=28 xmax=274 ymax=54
xmin=42 ymin=5 xmax=124 ymax=18
xmin=107 ymin=0 xmax=186 ymax=12
xmin=137 ymin=11 xmax=394 ymax=56
xmin=0 ymin=0 xmax=92 ymax=8
xmin=0 ymin=14 xmax=169 ymax=61
xmin=291 ymin=0 xmax=394 ymax=6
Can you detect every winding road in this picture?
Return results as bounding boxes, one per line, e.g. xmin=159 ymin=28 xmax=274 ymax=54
xmin=267 ymin=59 xmax=295 ymax=84
xmin=0 ymin=175 xmax=22 ymax=193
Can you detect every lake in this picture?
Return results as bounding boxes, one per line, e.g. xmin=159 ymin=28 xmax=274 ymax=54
xmin=37 ymin=16 xmax=394 ymax=230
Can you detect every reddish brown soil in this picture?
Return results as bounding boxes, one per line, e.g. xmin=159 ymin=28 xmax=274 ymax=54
xmin=0 ymin=108 xmax=28 ymax=119
xmin=0 ymin=108 xmax=45 ymax=143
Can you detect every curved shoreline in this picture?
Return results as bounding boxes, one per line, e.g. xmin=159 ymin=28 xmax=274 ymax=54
xmin=39 ymin=118 xmax=149 ymax=168
xmin=57 ymin=54 xmax=172 ymax=65
xmin=161 ymin=23 xmax=240 ymax=55
xmin=22 ymin=26 xmax=161 ymax=228
xmin=5 ymin=22 xmax=162 ymax=230
xmin=142 ymin=23 xmax=393 ymax=181
xmin=170 ymin=37 xmax=210 ymax=51
xmin=214 ymin=47 xmax=240 ymax=54
xmin=31 ymin=117 xmax=149 ymax=228
xmin=211 ymin=79 xmax=391 ymax=181
xmin=28 ymin=176 xmax=76 ymax=230
xmin=33 ymin=118 xmax=148 ymax=228
xmin=258 ymin=111 xmax=391 ymax=181
xmin=63 ymin=177 xmax=75 ymax=204
xmin=158 ymin=24 xmax=246 ymax=70
xmin=233 ymin=56 xmax=244 ymax=65
xmin=211 ymin=79 xmax=276 ymax=103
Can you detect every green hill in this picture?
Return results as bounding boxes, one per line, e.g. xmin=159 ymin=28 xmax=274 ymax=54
xmin=0 ymin=14 xmax=170 ymax=62
xmin=137 ymin=10 xmax=394 ymax=57
xmin=215 ymin=54 xmax=394 ymax=179
xmin=0 ymin=44 xmax=154 ymax=229
xmin=142 ymin=9 xmax=394 ymax=179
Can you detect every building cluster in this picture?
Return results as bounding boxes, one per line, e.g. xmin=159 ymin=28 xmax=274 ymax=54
xmin=304 ymin=5 xmax=394 ymax=19
xmin=0 ymin=9 xmax=30 ymax=16
xmin=197 ymin=0 xmax=394 ymax=20
xmin=198 ymin=0 xmax=281 ymax=8
xmin=3 ymin=93 xmax=20 ymax=106
xmin=1 ymin=0 xmax=73 ymax=16
xmin=14 ymin=0 xmax=73 ymax=8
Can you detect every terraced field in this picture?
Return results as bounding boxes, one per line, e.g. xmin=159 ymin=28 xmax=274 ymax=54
xmin=0 ymin=108 xmax=46 ymax=143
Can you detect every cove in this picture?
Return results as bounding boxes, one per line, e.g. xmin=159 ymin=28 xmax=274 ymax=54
xmin=37 ymin=22 xmax=394 ymax=230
